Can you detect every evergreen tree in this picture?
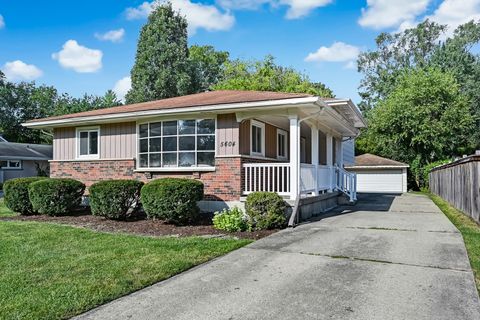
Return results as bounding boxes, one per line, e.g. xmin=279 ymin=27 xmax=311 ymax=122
xmin=126 ymin=2 xmax=192 ymax=103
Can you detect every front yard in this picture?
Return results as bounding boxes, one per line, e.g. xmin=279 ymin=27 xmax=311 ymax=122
xmin=0 ymin=200 xmax=252 ymax=319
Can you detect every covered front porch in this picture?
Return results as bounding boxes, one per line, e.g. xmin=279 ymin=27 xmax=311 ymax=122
xmin=237 ymin=99 xmax=362 ymax=203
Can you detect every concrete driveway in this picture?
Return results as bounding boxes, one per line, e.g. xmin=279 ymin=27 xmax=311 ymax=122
xmin=76 ymin=193 xmax=480 ymax=320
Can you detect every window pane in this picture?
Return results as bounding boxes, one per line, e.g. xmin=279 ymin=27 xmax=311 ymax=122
xmin=80 ymin=131 xmax=88 ymax=155
xmin=197 ymin=119 xmax=215 ymax=134
xmin=149 ymin=153 xmax=161 ymax=167
xmin=197 ymin=152 xmax=215 ymax=166
xmin=163 ymin=121 xmax=177 ymax=136
xmin=9 ymin=161 xmax=20 ymax=168
xmin=179 ymin=136 xmax=195 ymax=150
xmin=179 ymin=120 xmax=195 ymax=134
xmin=197 ymin=135 xmax=215 ymax=151
xmin=162 ymin=153 xmax=177 ymax=167
xmin=150 ymin=138 xmax=162 ymax=152
xmin=89 ymin=131 xmax=98 ymax=155
xmin=0 ymin=161 xmax=7 ymax=168
xmin=179 ymin=152 xmax=195 ymax=167
xmin=139 ymin=124 xmax=148 ymax=138
xmin=150 ymin=122 xmax=162 ymax=137
xmin=140 ymin=139 xmax=149 ymax=153
xmin=139 ymin=154 xmax=148 ymax=168
xmin=162 ymin=137 xmax=177 ymax=151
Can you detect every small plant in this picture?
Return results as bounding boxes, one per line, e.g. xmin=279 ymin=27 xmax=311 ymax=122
xmin=3 ymin=177 xmax=48 ymax=214
xmin=213 ymin=207 xmax=248 ymax=232
xmin=89 ymin=180 xmax=144 ymax=220
xmin=245 ymin=192 xmax=287 ymax=230
xmin=141 ymin=178 xmax=204 ymax=225
xmin=28 ymin=178 xmax=85 ymax=216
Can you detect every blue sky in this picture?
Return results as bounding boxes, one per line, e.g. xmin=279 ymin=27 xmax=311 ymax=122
xmin=0 ymin=0 xmax=478 ymax=104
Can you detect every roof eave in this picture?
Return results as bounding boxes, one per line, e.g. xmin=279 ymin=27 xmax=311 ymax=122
xmin=22 ymin=97 xmax=320 ymax=129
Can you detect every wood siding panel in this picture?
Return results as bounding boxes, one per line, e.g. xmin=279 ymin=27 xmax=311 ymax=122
xmin=265 ymin=123 xmax=277 ymax=159
xmin=53 ymin=127 xmax=75 ymax=160
xmin=239 ymin=120 xmax=250 ymax=155
xmin=100 ymin=122 xmax=136 ymax=159
xmin=216 ymin=113 xmax=240 ymax=156
xmin=342 ymin=139 xmax=355 ymax=166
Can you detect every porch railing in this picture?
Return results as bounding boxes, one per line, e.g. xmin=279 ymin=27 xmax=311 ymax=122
xmin=335 ymin=166 xmax=357 ymax=202
xmin=300 ymin=164 xmax=316 ymax=194
xmin=243 ymin=163 xmax=291 ymax=196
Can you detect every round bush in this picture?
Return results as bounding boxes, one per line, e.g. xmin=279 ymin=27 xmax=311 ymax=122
xmin=213 ymin=207 xmax=248 ymax=232
xmin=28 ymin=178 xmax=85 ymax=216
xmin=3 ymin=177 xmax=48 ymax=214
xmin=141 ymin=178 xmax=204 ymax=225
xmin=245 ymin=192 xmax=287 ymax=230
xmin=89 ymin=180 xmax=144 ymax=220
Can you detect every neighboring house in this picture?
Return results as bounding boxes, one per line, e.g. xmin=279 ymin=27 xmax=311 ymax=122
xmin=23 ymin=90 xmax=366 ymax=213
xmin=0 ymin=136 xmax=52 ymax=183
xmin=345 ymin=153 xmax=409 ymax=193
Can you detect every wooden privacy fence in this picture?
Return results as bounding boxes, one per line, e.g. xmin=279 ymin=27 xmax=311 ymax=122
xmin=429 ymin=155 xmax=480 ymax=223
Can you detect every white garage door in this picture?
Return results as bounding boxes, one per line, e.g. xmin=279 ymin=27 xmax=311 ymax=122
xmin=355 ymin=169 xmax=404 ymax=193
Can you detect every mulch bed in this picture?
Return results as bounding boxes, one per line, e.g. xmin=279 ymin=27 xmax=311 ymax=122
xmin=0 ymin=209 xmax=277 ymax=240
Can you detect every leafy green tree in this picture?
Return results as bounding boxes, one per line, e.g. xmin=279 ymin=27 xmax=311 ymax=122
xmin=189 ymin=45 xmax=229 ymax=92
xmin=357 ymin=68 xmax=476 ymax=187
xmin=214 ymin=55 xmax=334 ymax=97
xmin=126 ymin=2 xmax=191 ymax=103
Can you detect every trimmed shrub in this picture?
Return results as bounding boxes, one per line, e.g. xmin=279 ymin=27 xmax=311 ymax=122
xmin=89 ymin=180 xmax=144 ymax=220
xmin=245 ymin=192 xmax=287 ymax=230
xmin=213 ymin=207 xmax=248 ymax=232
xmin=141 ymin=178 xmax=203 ymax=224
xmin=28 ymin=178 xmax=85 ymax=216
xmin=3 ymin=177 xmax=48 ymax=214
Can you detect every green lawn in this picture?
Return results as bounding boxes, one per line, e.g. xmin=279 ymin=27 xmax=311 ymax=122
xmin=427 ymin=192 xmax=480 ymax=293
xmin=0 ymin=198 xmax=16 ymax=217
xmin=0 ymin=220 xmax=252 ymax=319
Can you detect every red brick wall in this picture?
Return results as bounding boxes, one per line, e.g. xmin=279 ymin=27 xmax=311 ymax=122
xmin=50 ymin=157 xmax=242 ymax=201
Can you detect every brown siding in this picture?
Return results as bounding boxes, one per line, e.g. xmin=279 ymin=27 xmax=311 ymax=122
xmin=239 ymin=120 xmax=250 ymax=155
xmin=53 ymin=127 xmax=75 ymax=160
xmin=216 ymin=113 xmax=240 ymax=156
xmin=100 ymin=122 xmax=136 ymax=159
xmin=265 ymin=123 xmax=277 ymax=159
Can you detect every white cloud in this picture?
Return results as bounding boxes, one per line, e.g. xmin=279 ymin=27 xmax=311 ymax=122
xmin=2 ymin=60 xmax=43 ymax=81
xmin=343 ymin=60 xmax=356 ymax=70
xmin=428 ymin=0 xmax=480 ymax=33
xmin=0 ymin=15 xmax=4 ymax=29
xmin=52 ymin=40 xmax=103 ymax=73
xmin=305 ymin=42 xmax=360 ymax=65
xmin=95 ymin=28 xmax=125 ymax=42
xmin=217 ymin=0 xmax=332 ymax=19
xmin=126 ymin=1 xmax=235 ymax=34
xmin=113 ymin=76 xmax=131 ymax=102
xmin=358 ymin=0 xmax=431 ymax=29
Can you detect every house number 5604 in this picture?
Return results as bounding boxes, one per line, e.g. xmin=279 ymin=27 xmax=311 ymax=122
xmin=220 ymin=141 xmax=236 ymax=147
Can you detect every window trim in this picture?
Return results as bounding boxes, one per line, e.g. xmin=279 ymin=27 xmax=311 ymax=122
xmin=76 ymin=126 xmax=100 ymax=160
xmin=136 ymin=118 xmax=217 ymax=171
xmin=250 ymin=120 xmax=265 ymax=157
xmin=0 ymin=160 xmax=23 ymax=170
xmin=276 ymin=128 xmax=288 ymax=160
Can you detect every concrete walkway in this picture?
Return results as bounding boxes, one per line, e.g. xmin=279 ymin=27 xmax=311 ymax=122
xmin=75 ymin=193 xmax=480 ymax=320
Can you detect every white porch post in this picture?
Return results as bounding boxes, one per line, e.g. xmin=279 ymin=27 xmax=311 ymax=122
xmin=311 ymin=126 xmax=319 ymax=196
xmin=289 ymin=115 xmax=299 ymax=200
xmin=326 ymin=133 xmax=334 ymax=192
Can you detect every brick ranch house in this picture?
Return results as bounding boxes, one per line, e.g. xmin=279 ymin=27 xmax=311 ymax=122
xmin=23 ymin=90 xmax=366 ymax=217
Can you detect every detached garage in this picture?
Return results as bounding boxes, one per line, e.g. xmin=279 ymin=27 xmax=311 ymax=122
xmin=345 ymin=153 xmax=409 ymax=193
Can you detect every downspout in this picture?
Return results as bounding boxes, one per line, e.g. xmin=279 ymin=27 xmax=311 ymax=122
xmin=288 ymin=100 xmax=326 ymax=227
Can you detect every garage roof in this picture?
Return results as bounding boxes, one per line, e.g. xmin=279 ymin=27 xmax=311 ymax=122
xmin=346 ymin=153 xmax=409 ymax=168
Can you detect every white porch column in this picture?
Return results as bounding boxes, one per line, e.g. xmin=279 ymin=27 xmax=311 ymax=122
xmin=289 ymin=115 xmax=300 ymax=200
xmin=326 ymin=133 xmax=334 ymax=192
xmin=311 ymin=126 xmax=319 ymax=196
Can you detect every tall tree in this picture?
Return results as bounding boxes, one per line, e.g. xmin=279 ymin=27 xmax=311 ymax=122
xmin=214 ymin=55 xmax=334 ymax=97
xmin=189 ymin=45 xmax=229 ymax=92
xmin=357 ymin=68 xmax=476 ymax=187
xmin=126 ymin=2 xmax=192 ymax=103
